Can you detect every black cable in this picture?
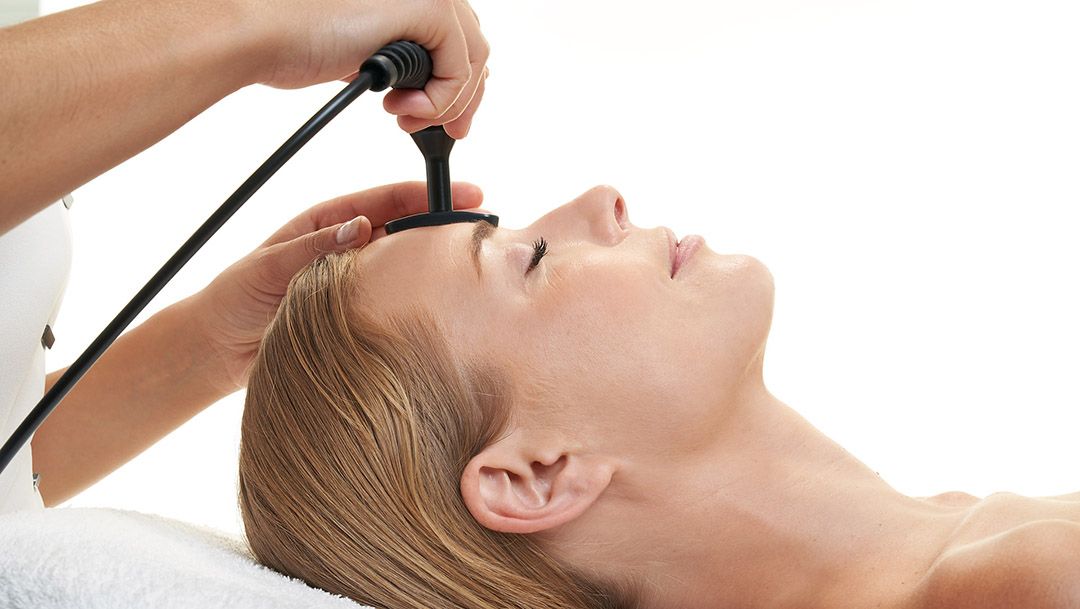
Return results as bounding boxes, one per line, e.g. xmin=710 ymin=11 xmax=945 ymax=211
xmin=0 ymin=41 xmax=432 ymax=477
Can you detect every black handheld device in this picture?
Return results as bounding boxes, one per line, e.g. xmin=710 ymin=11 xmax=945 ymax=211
xmin=0 ymin=40 xmax=497 ymax=478
xmin=385 ymin=125 xmax=498 ymax=233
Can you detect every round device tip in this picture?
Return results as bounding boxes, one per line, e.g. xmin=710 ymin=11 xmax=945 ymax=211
xmin=384 ymin=211 xmax=499 ymax=235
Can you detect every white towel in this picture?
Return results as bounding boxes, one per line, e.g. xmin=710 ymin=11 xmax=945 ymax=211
xmin=0 ymin=507 xmax=371 ymax=609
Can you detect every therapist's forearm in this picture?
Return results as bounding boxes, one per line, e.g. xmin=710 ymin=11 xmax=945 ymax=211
xmin=0 ymin=0 xmax=262 ymax=235
xmin=30 ymin=297 xmax=235 ymax=507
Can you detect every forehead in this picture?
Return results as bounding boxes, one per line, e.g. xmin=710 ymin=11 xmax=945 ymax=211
xmin=357 ymin=222 xmax=475 ymax=310
xmin=352 ymin=222 xmax=508 ymax=363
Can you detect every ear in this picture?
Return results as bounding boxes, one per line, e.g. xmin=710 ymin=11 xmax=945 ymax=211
xmin=460 ymin=432 xmax=615 ymax=534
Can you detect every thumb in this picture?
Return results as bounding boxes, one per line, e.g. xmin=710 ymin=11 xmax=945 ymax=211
xmin=260 ymin=216 xmax=372 ymax=287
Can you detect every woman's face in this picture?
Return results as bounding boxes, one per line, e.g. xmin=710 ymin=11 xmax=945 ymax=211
xmin=357 ymin=185 xmax=775 ymax=458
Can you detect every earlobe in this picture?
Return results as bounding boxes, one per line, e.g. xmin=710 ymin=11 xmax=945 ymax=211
xmin=460 ymin=440 xmax=614 ymax=535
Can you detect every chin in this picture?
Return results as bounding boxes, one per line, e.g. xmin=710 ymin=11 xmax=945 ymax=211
xmin=695 ymin=250 xmax=774 ymax=303
xmin=696 ymin=252 xmax=775 ymax=379
xmin=744 ymin=254 xmax=776 ymax=314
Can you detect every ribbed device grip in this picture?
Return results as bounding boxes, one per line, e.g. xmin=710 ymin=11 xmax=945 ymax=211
xmin=360 ymin=40 xmax=433 ymax=91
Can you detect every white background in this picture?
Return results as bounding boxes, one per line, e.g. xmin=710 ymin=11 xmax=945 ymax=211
xmin=34 ymin=0 xmax=1079 ymax=537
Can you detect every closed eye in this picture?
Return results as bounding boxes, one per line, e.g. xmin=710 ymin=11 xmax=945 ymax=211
xmin=527 ymin=236 xmax=548 ymax=274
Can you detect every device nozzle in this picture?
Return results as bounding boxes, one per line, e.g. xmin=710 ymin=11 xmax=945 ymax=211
xmin=360 ymin=40 xmax=433 ymax=91
xmin=384 ymin=125 xmax=499 ymax=234
xmin=411 ymin=126 xmax=455 ymax=214
xmin=411 ymin=126 xmax=456 ymax=164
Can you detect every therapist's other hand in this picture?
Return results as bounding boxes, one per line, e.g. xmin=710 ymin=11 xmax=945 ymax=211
xmin=189 ymin=181 xmax=484 ymax=393
xmin=250 ymin=0 xmax=490 ymax=139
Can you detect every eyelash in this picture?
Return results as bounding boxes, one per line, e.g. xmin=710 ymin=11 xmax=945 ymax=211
xmin=527 ymin=236 xmax=548 ymax=274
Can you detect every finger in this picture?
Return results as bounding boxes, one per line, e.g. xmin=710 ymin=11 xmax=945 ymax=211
xmin=396 ymin=66 xmax=486 ymax=134
xmin=463 ymin=0 xmax=482 ymax=27
xmin=446 ymin=0 xmax=489 ymax=123
xmin=383 ymin=12 xmax=471 ymax=120
xmin=257 ymin=216 xmax=372 ymax=293
xmin=396 ymin=56 xmax=485 ymax=135
xmin=387 ymin=1 xmax=490 ymax=128
xmin=439 ymin=66 xmax=488 ymax=139
xmin=261 ymin=181 xmax=484 ymax=247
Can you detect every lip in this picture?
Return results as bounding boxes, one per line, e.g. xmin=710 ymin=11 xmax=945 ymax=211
xmin=672 ymin=234 xmax=704 ymax=278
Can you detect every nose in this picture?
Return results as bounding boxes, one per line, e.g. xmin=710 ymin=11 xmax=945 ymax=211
xmin=526 ymin=185 xmax=630 ymax=245
xmin=577 ymin=185 xmax=630 ymax=243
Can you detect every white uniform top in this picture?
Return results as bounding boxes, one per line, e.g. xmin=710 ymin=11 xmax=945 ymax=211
xmin=0 ymin=0 xmax=68 ymax=515
xmin=0 ymin=0 xmax=38 ymax=27
xmin=0 ymin=199 xmax=73 ymax=514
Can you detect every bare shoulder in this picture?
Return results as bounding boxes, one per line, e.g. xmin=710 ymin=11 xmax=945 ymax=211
xmin=1041 ymin=491 xmax=1080 ymax=503
xmin=911 ymin=519 xmax=1080 ymax=609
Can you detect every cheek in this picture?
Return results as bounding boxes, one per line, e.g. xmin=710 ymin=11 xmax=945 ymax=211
xmin=509 ymin=253 xmax=776 ymax=456
xmin=523 ymin=256 xmax=668 ymax=357
xmin=513 ymin=263 xmax=704 ymax=441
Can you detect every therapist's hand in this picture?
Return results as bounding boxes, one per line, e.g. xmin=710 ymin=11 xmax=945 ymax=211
xmin=187 ymin=181 xmax=484 ymax=393
xmin=249 ymin=0 xmax=491 ymax=139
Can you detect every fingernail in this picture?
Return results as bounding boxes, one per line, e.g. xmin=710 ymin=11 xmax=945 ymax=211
xmin=336 ymin=217 xmax=363 ymax=245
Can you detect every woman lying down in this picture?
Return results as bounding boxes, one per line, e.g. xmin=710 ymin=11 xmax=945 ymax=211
xmin=237 ymin=185 xmax=1080 ymax=609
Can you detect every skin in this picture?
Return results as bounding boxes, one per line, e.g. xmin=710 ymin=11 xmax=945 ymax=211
xmin=356 ymin=184 xmax=1080 ymax=609
xmin=32 ymin=181 xmax=485 ymax=505
xmin=0 ymin=0 xmax=490 ymax=234
xmin=2 ymin=0 xmax=488 ymax=502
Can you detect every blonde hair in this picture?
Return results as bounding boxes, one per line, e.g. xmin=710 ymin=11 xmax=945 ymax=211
xmin=238 ymin=249 xmax=631 ymax=608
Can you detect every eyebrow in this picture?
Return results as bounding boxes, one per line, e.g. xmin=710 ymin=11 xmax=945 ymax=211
xmin=470 ymin=220 xmax=497 ymax=280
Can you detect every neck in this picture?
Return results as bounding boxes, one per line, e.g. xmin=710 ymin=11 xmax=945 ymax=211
xmin=587 ymin=384 xmax=973 ymax=609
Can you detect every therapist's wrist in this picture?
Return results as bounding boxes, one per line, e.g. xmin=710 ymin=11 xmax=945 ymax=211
xmin=169 ymin=295 xmax=246 ymax=399
xmin=207 ymin=0 xmax=282 ymax=88
xmin=146 ymin=0 xmax=271 ymax=92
